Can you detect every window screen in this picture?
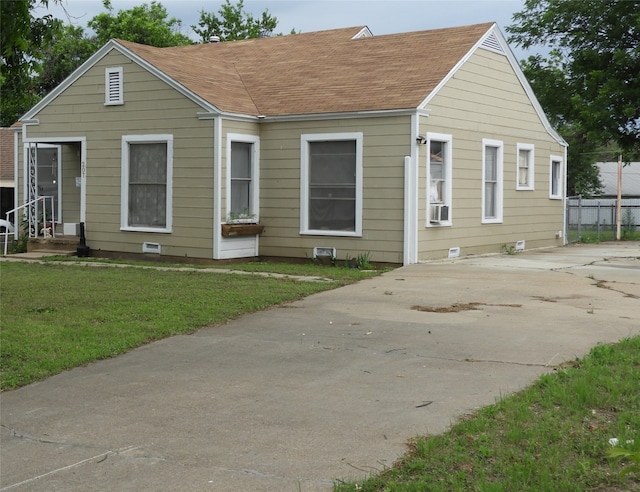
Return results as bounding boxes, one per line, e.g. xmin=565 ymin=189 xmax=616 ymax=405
xmin=308 ymin=140 xmax=356 ymax=231
xmin=230 ymin=141 xmax=252 ymax=215
xmin=484 ymin=146 xmax=498 ymax=219
xmin=128 ymin=142 xmax=167 ymax=228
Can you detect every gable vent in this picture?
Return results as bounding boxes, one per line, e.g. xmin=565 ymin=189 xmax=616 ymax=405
xmin=480 ymin=32 xmax=505 ymax=55
xmin=105 ymin=67 xmax=123 ymax=105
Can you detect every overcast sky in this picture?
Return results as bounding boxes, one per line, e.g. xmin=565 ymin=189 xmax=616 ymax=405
xmin=43 ymin=0 xmax=538 ymax=60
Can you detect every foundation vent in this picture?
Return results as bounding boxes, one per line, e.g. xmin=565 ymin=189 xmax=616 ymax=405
xmin=448 ymin=247 xmax=460 ymax=259
xmin=142 ymin=242 xmax=161 ymax=254
xmin=313 ymin=246 xmax=336 ymax=259
xmin=515 ymin=240 xmax=525 ymax=252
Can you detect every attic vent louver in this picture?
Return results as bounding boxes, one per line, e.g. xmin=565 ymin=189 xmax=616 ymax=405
xmin=105 ymin=67 xmax=123 ymax=105
xmin=480 ymin=32 xmax=505 ymax=55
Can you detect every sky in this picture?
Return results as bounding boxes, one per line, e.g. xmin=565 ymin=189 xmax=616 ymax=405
xmin=43 ymin=0 xmax=539 ymax=60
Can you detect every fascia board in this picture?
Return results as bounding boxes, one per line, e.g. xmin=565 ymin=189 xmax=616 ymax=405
xmin=419 ymin=24 xmax=567 ymax=148
xmin=21 ymin=39 xmax=221 ymax=122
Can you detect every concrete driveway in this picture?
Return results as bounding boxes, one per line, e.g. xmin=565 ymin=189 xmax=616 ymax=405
xmin=1 ymin=242 xmax=639 ymax=491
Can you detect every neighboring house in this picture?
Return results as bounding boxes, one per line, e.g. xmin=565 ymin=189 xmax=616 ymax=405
xmin=14 ymin=23 xmax=567 ymax=264
xmin=595 ymin=162 xmax=640 ymax=198
xmin=0 ymin=127 xmax=15 ymax=220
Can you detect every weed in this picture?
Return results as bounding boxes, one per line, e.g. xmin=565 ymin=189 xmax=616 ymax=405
xmin=355 ymin=251 xmax=372 ymax=270
xmin=501 ymin=243 xmax=518 ymax=255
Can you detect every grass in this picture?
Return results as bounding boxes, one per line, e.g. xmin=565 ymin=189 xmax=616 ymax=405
xmin=566 ymin=228 xmax=640 ymax=243
xmin=335 ymin=337 xmax=640 ymax=491
xmin=0 ymin=260 xmax=382 ymax=390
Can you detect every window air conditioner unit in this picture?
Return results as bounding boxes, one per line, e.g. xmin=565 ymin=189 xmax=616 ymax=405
xmin=430 ymin=204 xmax=449 ymax=223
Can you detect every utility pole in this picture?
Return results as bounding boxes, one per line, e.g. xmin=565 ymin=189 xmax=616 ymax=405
xmin=615 ymin=153 xmax=622 ymax=240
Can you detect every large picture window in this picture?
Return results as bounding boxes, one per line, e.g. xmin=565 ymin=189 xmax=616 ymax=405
xmin=301 ymin=133 xmax=363 ymax=236
xmin=482 ymin=139 xmax=503 ymax=223
xmin=426 ymin=133 xmax=452 ymax=226
xmin=121 ymin=135 xmax=173 ymax=232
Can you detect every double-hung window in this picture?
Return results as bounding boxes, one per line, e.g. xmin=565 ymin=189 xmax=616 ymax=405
xmin=226 ymin=134 xmax=259 ymax=221
xmin=300 ymin=132 xmax=363 ymax=236
xmin=426 ymin=132 xmax=452 ymax=225
xmin=516 ymin=143 xmax=534 ymax=190
xmin=121 ymin=135 xmax=173 ymax=232
xmin=549 ymin=156 xmax=563 ymax=199
xmin=482 ymin=139 xmax=503 ymax=223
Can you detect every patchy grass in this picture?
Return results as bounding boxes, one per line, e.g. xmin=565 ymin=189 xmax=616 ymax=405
xmin=335 ymin=337 xmax=640 ymax=491
xmin=0 ymin=261 xmax=381 ymax=390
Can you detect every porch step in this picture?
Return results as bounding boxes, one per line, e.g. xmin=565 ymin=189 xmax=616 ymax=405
xmin=27 ymin=236 xmax=80 ymax=254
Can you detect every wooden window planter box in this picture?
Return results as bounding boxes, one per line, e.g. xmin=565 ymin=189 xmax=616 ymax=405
xmin=221 ymin=223 xmax=265 ymax=237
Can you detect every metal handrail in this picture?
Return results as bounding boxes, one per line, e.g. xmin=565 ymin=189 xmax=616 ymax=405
xmin=2 ymin=196 xmax=56 ymax=256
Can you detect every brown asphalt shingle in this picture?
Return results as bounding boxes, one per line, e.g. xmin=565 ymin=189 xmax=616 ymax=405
xmin=118 ymin=23 xmax=494 ymax=117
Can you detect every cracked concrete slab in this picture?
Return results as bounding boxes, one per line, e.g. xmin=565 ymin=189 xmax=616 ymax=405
xmin=1 ymin=242 xmax=639 ymax=491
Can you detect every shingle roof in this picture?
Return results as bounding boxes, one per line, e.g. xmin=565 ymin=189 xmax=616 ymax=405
xmin=121 ymin=22 xmax=494 ymax=117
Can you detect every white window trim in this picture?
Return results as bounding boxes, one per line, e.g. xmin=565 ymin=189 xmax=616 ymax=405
xmin=300 ymin=132 xmax=363 ymax=237
xmin=549 ymin=155 xmax=564 ymax=200
xmin=482 ymin=138 xmax=504 ymax=224
xmin=120 ymin=134 xmax=173 ymax=233
xmin=516 ymin=143 xmax=535 ymax=190
xmin=426 ymin=132 xmax=453 ymax=227
xmin=105 ymin=67 xmax=123 ymax=106
xmin=225 ymin=133 xmax=260 ymax=223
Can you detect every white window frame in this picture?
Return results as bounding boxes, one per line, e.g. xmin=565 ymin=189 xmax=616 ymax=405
xmin=516 ymin=143 xmax=535 ymax=190
xmin=105 ymin=67 xmax=123 ymax=106
xmin=549 ymin=155 xmax=563 ymax=200
xmin=482 ymin=138 xmax=504 ymax=224
xmin=121 ymin=134 xmax=173 ymax=233
xmin=300 ymin=132 xmax=363 ymax=237
xmin=426 ymin=132 xmax=453 ymax=227
xmin=225 ymin=133 xmax=260 ymax=222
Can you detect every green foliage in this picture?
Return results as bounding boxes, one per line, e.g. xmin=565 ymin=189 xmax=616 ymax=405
xmin=37 ymin=24 xmax=99 ymax=95
xmin=192 ymin=0 xmax=279 ymax=42
xmin=88 ymin=0 xmax=192 ymax=47
xmin=507 ymin=0 xmax=640 ymax=196
xmin=0 ymin=0 xmax=62 ymax=126
xmin=607 ymin=445 xmax=640 ymax=476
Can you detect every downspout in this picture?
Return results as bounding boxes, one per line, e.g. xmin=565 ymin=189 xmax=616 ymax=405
xmin=213 ymin=115 xmax=222 ymax=259
xmin=404 ymin=112 xmax=420 ymax=265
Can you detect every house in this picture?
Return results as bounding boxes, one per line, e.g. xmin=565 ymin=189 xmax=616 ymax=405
xmin=595 ymin=161 xmax=640 ymax=198
xmin=14 ymin=23 xmax=567 ymax=264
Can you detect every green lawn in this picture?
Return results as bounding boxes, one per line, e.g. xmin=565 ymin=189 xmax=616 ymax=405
xmin=335 ymin=337 xmax=640 ymax=491
xmin=0 ymin=260 xmax=380 ymax=390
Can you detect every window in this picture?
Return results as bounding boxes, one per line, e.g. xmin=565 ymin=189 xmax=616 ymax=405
xmin=426 ymin=132 xmax=452 ymax=225
xmin=226 ymin=134 xmax=259 ymax=221
xmin=482 ymin=139 xmax=503 ymax=223
xmin=301 ymin=132 xmax=363 ymax=236
xmin=121 ymin=135 xmax=173 ymax=232
xmin=105 ymin=67 xmax=123 ymax=105
xmin=549 ymin=156 xmax=563 ymax=199
xmin=516 ymin=143 xmax=534 ymax=190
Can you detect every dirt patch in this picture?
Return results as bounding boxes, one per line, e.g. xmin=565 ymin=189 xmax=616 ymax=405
xmin=411 ymin=302 xmax=522 ymax=313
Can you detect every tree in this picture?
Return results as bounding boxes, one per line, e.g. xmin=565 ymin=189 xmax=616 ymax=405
xmin=192 ymin=0 xmax=279 ymax=42
xmin=507 ymin=0 xmax=640 ymax=196
xmin=88 ymin=0 xmax=192 ymax=47
xmin=0 ymin=0 xmax=62 ymax=126
xmin=37 ymin=24 xmax=99 ymax=96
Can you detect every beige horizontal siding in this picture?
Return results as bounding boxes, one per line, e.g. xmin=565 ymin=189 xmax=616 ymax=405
xmin=417 ymin=48 xmax=565 ymax=260
xmin=258 ymin=115 xmax=410 ymax=263
xmin=25 ymin=49 xmax=217 ymax=259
